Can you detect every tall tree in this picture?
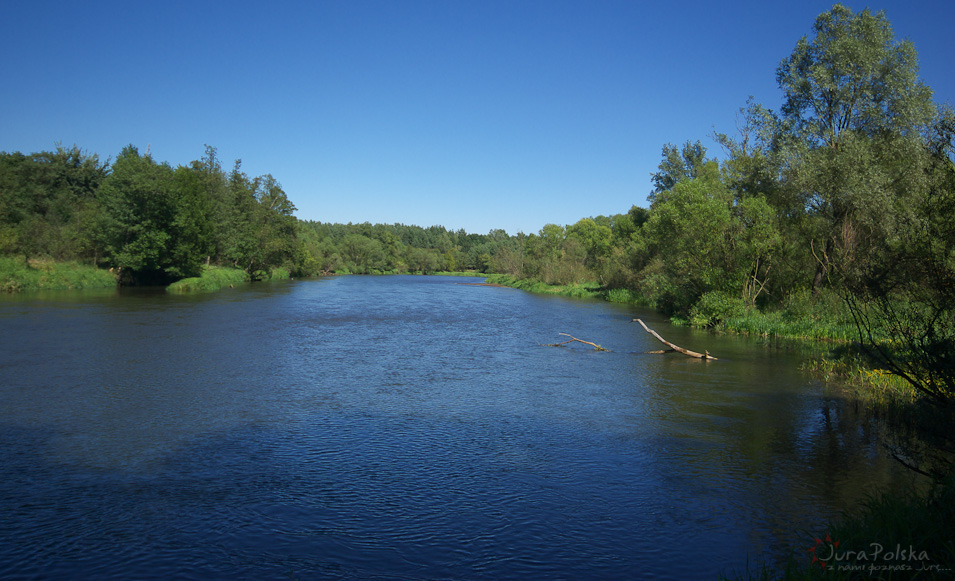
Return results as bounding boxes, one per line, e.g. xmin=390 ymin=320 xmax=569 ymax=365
xmin=96 ymin=145 xmax=179 ymax=284
xmin=776 ymin=4 xmax=934 ymax=148
xmin=649 ymin=140 xmax=710 ymax=205
xmin=773 ymin=3 xmax=937 ymax=289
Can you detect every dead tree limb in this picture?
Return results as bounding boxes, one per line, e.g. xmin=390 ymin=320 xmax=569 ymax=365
xmin=632 ymin=319 xmax=717 ymax=360
xmin=543 ymin=333 xmax=610 ymax=351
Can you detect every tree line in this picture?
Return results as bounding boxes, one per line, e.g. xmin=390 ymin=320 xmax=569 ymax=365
xmin=296 ymin=221 xmax=516 ymax=275
xmin=0 ymin=144 xmax=524 ymax=285
xmin=506 ymin=4 xmax=952 ymax=319
xmin=0 ymin=145 xmax=299 ymax=285
xmin=497 ymin=4 xmax=954 ymax=472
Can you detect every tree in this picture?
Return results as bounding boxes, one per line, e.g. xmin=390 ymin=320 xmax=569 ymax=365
xmin=250 ymin=173 xmax=298 ymax=276
xmin=776 ymin=4 xmax=934 ymax=149
xmin=0 ymin=146 xmax=109 ymax=261
xmin=841 ymin=110 xmax=955 ymax=476
xmin=640 ymin=162 xmax=738 ymax=311
xmin=649 ymin=140 xmax=710 ymax=205
xmin=773 ymin=3 xmax=937 ymax=289
xmin=566 ymin=217 xmax=612 ymax=271
xmin=96 ymin=145 xmax=179 ymax=285
xmin=341 ymin=234 xmax=384 ymax=273
xmin=214 ymin=163 xmax=299 ymax=278
xmin=169 ymin=166 xmax=215 ymax=277
xmin=637 ymin=162 xmax=781 ymax=314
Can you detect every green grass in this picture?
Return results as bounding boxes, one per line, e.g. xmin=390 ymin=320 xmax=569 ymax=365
xmin=603 ymin=287 xmax=654 ymax=307
xmin=719 ymin=309 xmax=860 ymax=342
xmin=805 ymin=355 xmax=919 ymax=407
xmin=269 ymin=267 xmax=291 ymax=280
xmin=0 ymin=256 xmax=117 ymax=292
xmin=166 ymin=266 xmax=249 ymax=293
xmin=428 ymin=270 xmax=487 ymax=277
xmin=484 ymin=274 xmax=603 ymax=298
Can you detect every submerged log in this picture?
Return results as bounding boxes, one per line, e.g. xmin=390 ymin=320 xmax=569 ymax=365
xmin=544 ymin=333 xmax=610 ymax=352
xmin=632 ymin=319 xmax=717 ymax=360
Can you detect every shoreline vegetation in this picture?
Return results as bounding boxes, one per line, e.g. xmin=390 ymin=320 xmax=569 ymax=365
xmin=0 ymin=258 xmax=488 ymax=294
xmin=0 ymin=256 xmax=117 ymax=292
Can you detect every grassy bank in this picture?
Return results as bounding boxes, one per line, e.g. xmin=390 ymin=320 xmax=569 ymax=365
xmin=484 ymin=274 xmax=605 ymax=299
xmin=428 ymin=270 xmax=487 ymax=277
xmin=166 ymin=266 xmax=250 ymax=293
xmin=331 ymin=269 xmax=489 ymax=277
xmin=488 ymin=276 xmax=862 ymax=343
xmin=0 ymin=256 xmax=117 ymax=292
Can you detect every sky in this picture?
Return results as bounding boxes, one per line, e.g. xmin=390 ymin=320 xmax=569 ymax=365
xmin=2 ymin=0 xmax=953 ymax=236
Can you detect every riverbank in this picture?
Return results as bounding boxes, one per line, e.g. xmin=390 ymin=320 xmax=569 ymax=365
xmin=165 ymin=266 xmax=254 ymax=293
xmin=485 ymin=274 xmax=929 ymax=410
xmin=166 ymin=267 xmax=486 ymax=293
xmin=1 ymin=257 xmax=487 ymax=295
xmin=0 ymin=256 xmax=117 ymax=292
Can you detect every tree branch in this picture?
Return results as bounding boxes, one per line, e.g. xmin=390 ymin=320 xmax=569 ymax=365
xmin=632 ymin=319 xmax=717 ymax=360
xmin=544 ymin=333 xmax=610 ymax=352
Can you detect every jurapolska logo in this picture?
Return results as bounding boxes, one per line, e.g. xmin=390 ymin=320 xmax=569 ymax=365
xmin=807 ymin=533 xmax=949 ymax=574
xmin=807 ymin=534 xmax=840 ymax=570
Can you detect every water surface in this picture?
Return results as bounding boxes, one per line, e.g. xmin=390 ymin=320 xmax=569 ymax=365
xmin=0 ymin=276 xmax=915 ymax=579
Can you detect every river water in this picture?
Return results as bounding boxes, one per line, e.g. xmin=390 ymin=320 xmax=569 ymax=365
xmin=0 ymin=275 xmax=917 ymax=579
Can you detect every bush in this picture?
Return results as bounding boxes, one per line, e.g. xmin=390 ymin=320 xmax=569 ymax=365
xmin=689 ymin=291 xmax=750 ymax=328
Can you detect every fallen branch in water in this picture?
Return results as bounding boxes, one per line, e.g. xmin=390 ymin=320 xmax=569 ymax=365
xmin=543 ymin=333 xmax=610 ymax=352
xmin=632 ymin=319 xmax=717 ymax=360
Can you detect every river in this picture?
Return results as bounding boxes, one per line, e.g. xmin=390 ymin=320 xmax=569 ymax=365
xmin=0 ymin=275 xmax=918 ymax=579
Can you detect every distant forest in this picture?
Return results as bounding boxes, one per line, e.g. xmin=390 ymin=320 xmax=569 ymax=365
xmin=0 ymin=143 xmax=526 ymax=285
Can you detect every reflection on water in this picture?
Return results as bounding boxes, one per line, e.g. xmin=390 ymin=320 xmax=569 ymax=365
xmin=0 ymin=276 xmax=918 ymax=579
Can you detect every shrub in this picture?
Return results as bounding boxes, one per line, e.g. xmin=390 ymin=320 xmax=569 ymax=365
xmin=689 ymin=291 xmax=749 ymax=328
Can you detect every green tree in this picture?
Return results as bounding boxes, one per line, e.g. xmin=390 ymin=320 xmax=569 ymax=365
xmin=639 ymin=163 xmax=737 ymax=311
xmin=636 ymin=162 xmax=781 ymax=314
xmin=777 ymin=4 xmax=934 ymax=148
xmin=250 ymin=173 xmax=298 ymax=276
xmin=774 ymin=3 xmax=937 ymax=288
xmin=0 ymin=146 xmax=109 ymax=261
xmin=341 ymin=233 xmax=384 ymax=273
xmin=566 ymin=217 xmax=612 ymax=272
xmin=649 ymin=140 xmax=710 ymax=205
xmin=96 ymin=145 xmax=179 ymax=284
xmin=169 ymin=166 xmax=215 ymax=277
xmin=842 ymin=109 xmax=955 ymax=476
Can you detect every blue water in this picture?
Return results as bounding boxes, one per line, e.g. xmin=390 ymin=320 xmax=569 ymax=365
xmin=0 ymin=276 xmax=914 ymax=579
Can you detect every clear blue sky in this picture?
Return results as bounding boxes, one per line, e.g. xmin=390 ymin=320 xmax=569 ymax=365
xmin=2 ymin=1 xmax=952 ymax=235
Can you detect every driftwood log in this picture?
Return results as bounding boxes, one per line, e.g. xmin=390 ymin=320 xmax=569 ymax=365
xmin=544 ymin=333 xmax=610 ymax=351
xmin=632 ymin=319 xmax=717 ymax=360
